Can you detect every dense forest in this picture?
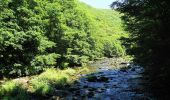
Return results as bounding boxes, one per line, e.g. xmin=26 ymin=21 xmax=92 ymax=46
xmin=0 ymin=0 xmax=126 ymax=78
xmin=1 ymin=0 xmax=169 ymax=99
xmin=112 ymin=0 xmax=170 ymax=99
xmin=0 ymin=0 xmax=129 ymax=99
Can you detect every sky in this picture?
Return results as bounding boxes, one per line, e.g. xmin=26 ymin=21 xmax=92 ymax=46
xmin=79 ymin=0 xmax=116 ymax=9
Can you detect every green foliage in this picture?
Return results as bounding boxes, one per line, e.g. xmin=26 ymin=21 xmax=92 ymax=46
xmin=0 ymin=0 xmax=57 ymax=77
xmin=112 ymin=0 xmax=170 ymax=98
xmin=0 ymin=81 xmax=29 ymax=100
xmin=79 ymin=2 xmax=127 ymax=58
xmin=30 ymin=68 xmax=72 ymax=96
xmin=0 ymin=0 xmax=126 ymax=77
xmin=0 ymin=66 xmax=91 ymax=99
xmin=104 ymin=41 xmax=125 ymax=57
xmin=30 ymin=79 xmax=54 ymax=96
xmin=31 ymin=53 xmax=59 ymax=68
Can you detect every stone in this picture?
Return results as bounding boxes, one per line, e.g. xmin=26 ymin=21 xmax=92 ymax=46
xmin=88 ymin=91 xmax=94 ymax=98
xmin=73 ymin=96 xmax=78 ymax=100
xmin=83 ymin=85 xmax=88 ymax=88
xmin=98 ymin=76 xmax=109 ymax=82
xmin=69 ymin=87 xmax=79 ymax=91
xmin=51 ymin=96 xmax=60 ymax=100
xmin=88 ymin=88 xmax=96 ymax=91
xmin=87 ymin=75 xmax=98 ymax=82
xmin=75 ymin=91 xmax=81 ymax=95
xmin=96 ymin=88 xmax=103 ymax=93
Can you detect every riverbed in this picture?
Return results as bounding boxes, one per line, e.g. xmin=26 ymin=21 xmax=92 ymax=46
xmin=52 ymin=58 xmax=155 ymax=100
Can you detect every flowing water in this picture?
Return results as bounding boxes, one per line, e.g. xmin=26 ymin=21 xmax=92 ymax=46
xmin=53 ymin=58 xmax=155 ymax=100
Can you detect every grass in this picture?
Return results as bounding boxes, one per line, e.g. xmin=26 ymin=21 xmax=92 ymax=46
xmin=29 ymin=68 xmax=71 ymax=96
xmin=0 ymin=58 xmax=128 ymax=99
xmin=0 ymin=67 xmax=92 ymax=99
xmin=0 ymin=81 xmax=30 ymax=100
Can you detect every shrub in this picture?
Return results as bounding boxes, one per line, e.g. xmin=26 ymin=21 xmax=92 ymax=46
xmin=104 ymin=41 xmax=125 ymax=57
xmin=0 ymin=81 xmax=29 ymax=100
xmin=29 ymin=68 xmax=72 ymax=96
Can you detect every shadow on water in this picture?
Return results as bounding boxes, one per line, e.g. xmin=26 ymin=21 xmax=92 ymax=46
xmin=52 ymin=58 xmax=155 ymax=100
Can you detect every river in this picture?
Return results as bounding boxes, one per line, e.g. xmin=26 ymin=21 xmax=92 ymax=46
xmin=52 ymin=58 xmax=155 ymax=100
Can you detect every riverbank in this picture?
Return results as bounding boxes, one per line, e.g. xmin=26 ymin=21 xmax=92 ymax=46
xmin=0 ymin=57 xmax=136 ymax=100
xmin=0 ymin=67 xmax=91 ymax=100
xmin=58 ymin=58 xmax=154 ymax=100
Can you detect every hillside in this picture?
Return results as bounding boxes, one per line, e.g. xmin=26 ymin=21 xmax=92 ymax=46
xmin=79 ymin=2 xmax=127 ymax=57
xmin=0 ymin=0 xmax=128 ymax=99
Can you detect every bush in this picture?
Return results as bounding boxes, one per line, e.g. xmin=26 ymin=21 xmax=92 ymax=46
xmin=0 ymin=0 xmax=127 ymax=77
xmin=0 ymin=0 xmax=58 ymax=77
xmin=104 ymin=41 xmax=125 ymax=57
xmin=65 ymin=55 xmax=89 ymax=67
xmin=0 ymin=81 xmax=29 ymax=100
xmin=0 ymin=67 xmax=91 ymax=99
xmin=29 ymin=68 xmax=72 ymax=96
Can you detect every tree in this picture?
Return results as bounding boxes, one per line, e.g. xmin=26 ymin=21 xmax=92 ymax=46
xmin=0 ymin=0 xmax=58 ymax=77
xmin=0 ymin=0 xmax=127 ymax=77
xmin=112 ymin=0 xmax=170 ymax=98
